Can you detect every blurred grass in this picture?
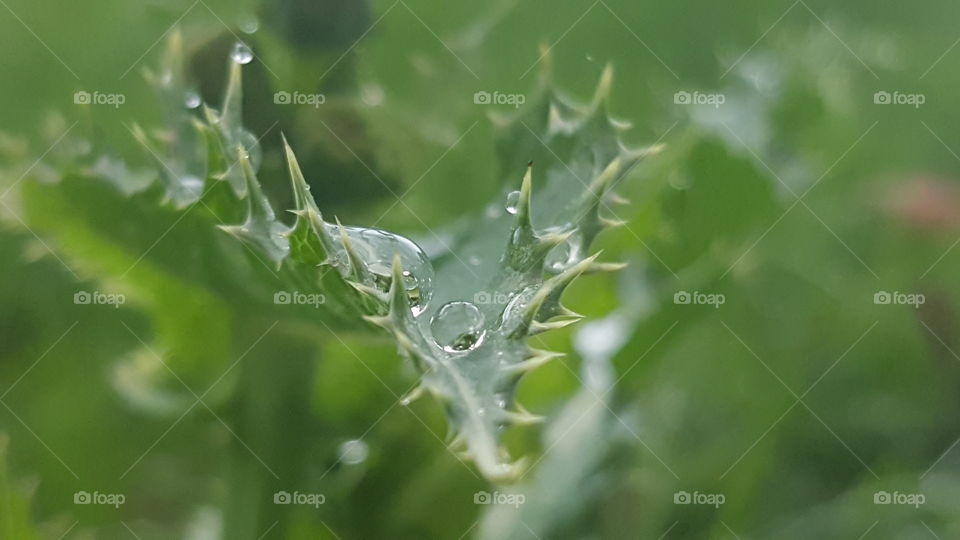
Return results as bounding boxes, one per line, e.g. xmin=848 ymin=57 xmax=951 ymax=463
xmin=3 ymin=0 xmax=960 ymax=538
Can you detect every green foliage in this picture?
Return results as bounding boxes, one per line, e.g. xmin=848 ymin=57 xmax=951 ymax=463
xmin=5 ymin=1 xmax=960 ymax=538
xmin=21 ymin=30 xmax=649 ymax=485
xmin=0 ymin=435 xmax=39 ymax=540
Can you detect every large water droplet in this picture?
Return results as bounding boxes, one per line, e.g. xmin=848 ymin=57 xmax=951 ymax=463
xmin=431 ymin=301 xmax=485 ymax=352
xmin=338 ymin=439 xmax=369 ymax=465
xmin=333 ymin=227 xmax=434 ymax=315
xmin=505 ymin=190 xmax=520 ymax=215
xmin=230 ymin=41 xmax=254 ymax=64
xmin=184 ymin=90 xmax=201 ymax=109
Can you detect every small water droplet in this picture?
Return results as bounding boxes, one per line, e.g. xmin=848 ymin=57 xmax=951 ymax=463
xmin=505 ymin=190 xmax=520 ymax=214
xmin=230 ymin=41 xmax=254 ymax=64
xmin=431 ymin=301 xmax=485 ymax=353
xmin=499 ymin=286 xmax=537 ymax=330
xmin=338 ymin=439 xmax=369 ymax=465
xmin=184 ymin=90 xmax=201 ymax=109
xmin=468 ymin=256 xmax=481 ymax=266
xmin=239 ymin=130 xmax=262 ymax=170
xmin=545 ymin=238 xmax=573 ymax=273
xmin=360 ymin=83 xmax=385 ymax=106
xmin=181 ymin=175 xmax=204 ymax=192
xmin=238 ymin=14 xmax=259 ymax=34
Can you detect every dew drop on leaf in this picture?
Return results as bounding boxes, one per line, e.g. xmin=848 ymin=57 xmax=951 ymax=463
xmin=337 ymin=227 xmax=434 ymax=315
xmin=431 ymin=301 xmax=485 ymax=352
xmin=338 ymin=439 xmax=369 ymax=465
xmin=505 ymin=190 xmax=520 ymax=215
xmin=230 ymin=42 xmax=254 ymax=64
xmin=238 ymin=14 xmax=259 ymax=34
xmin=184 ymin=90 xmax=201 ymax=109
xmin=239 ymin=130 xmax=262 ymax=170
xmin=504 ymin=191 xmax=520 ymax=214
xmin=545 ymin=237 xmax=573 ymax=272
xmin=361 ymin=83 xmax=385 ymax=106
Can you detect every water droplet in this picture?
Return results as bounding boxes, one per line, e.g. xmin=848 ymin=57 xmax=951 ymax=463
xmin=230 ymin=41 xmax=254 ymax=64
xmin=545 ymin=237 xmax=573 ymax=273
xmin=180 ymin=175 xmax=204 ymax=192
xmin=505 ymin=190 xmax=520 ymax=215
xmin=468 ymin=256 xmax=481 ymax=266
xmin=360 ymin=83 xmax=385 ymax=106
xmin=239 ymin=130 xmax=262 ymax=170
xmin=431 ymin=301 xmax=485 ymax=352
xmin=238 ymin=14 xmax=259 ymax=34
xmin=333 ymin=227 xmax=434 ymax=315
xmin=338 ymin=439 xmax=369 ymax=465
xmin=184 ymin=90 xmax=201 ymax=109
xmin=499 ymin=286 xmax=537 ymax=330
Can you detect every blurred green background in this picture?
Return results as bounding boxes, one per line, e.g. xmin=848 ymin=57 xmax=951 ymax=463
xmin=3 ymin=0 xmax=960 ymax=538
